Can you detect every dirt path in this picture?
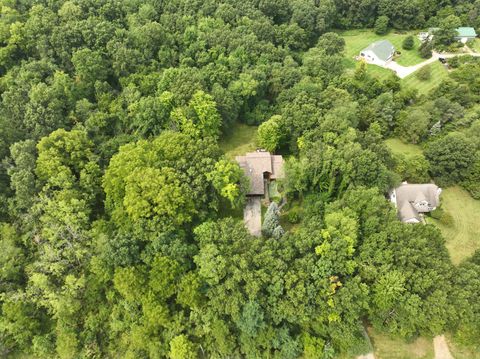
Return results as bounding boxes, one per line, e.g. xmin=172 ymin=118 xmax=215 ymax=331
xmin=244 ymin=197 xmax=261 ymax=237
xmin=433 ymin=335 xmax=454 ymax=359
xmin=357 ymin=353 xmax=375 ymax=359
xmin=384 ymin=51 xmax=480 ymax=79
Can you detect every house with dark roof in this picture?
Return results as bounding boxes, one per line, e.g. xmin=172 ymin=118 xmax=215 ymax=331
xmin=455 ymin=27 xmax=477 ymax=43
xmin=359 ymin=40 xmax=396 ymax=66
xmin=235 ymin=151 xmax=284 ymax=197
xmin=390 ymin=182 xmax=442 ymax=223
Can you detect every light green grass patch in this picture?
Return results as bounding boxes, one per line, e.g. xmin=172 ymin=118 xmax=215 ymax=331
xmin=402 ymin=61 xmax=450 ymax=95
xmin=219 ymin=122 xmax=258 ymax=159
xmin=339 ymin=29 xmax=424 ymax=68
xmin=385 ymin=138 xmax=424 ymax=157
xmin=427 ymin=186 xmax=480 ymax=265
xmin=369 ymin=328 xmax=434 ymax=359
xmin=467 ymin=38 xmax=480 ymax=53
xmin=446 ymin=334 xmax=479 ymax=359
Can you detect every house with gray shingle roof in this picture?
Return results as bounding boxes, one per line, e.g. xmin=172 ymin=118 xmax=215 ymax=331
xmin=390 ymin=182 xmax=442 ymax=223
xmin=359 ymin=40 xmax=396 ymax=66
xmin=235 ymin=151 xmax=284 ymax=197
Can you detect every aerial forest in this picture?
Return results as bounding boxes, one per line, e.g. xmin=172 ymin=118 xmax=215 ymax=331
xmin=0 ymin=0 xmax=480 ymax=358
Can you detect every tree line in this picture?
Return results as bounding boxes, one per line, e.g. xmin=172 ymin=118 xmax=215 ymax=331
xmin=0 ymin=0 xmax=479 ymax=358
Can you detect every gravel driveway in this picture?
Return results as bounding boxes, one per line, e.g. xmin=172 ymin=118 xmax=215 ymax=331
xmin=244 ymin=197 xmax=262 ymax=237
xmin=384 ymin=51 xmax=480 ymax=79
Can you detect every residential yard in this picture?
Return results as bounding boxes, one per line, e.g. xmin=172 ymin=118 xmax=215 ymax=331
xmin=368 ymin=328 xmax=434 ymax=359
xmin=427 ymin=186 xmax=480 ymax=265
xmin=219 ymin=122 xmax=257 ymax=159
xmin=402 ymin=61 xmax=450 ymax=95
xmin=339 ymin=29 xmax=424 ymax=68
xmin=385 ymin=138 xmax=424 ymax=157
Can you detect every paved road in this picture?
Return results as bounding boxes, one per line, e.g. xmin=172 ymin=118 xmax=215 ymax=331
xmin=244 ymin=197 xmax=261 ymax=237
xmin=384 ymin=51 xmax=480 ymax=79
xmin=433 ymin=335 xmax=454 ymax=359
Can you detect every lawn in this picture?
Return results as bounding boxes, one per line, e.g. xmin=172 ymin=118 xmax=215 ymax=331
xmin=446 ymin=334 xmax=479 ymax=359
xmin=385 ymin=138 xmax=424 ymax=157
xmin=426 ymin=186 xmax=480 ymax=264
xmin=402 ymin=61 xmax=450 ymax=95
xmin=468 ymin=38 xmax=480 ymax=53
xmin=368 ymin=328 xmax=434 ymax=359
xmin=339 ymin=29 xmax=424 ymax=68
xmin=219 ymin=122 xmax=258 ymax=159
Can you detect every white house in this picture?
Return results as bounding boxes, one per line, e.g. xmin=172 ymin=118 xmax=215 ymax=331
xmin=390 ymin=183 xmax=442 ymax=223
xmin=455 ymin=27 xmax=477 ymax=43
xmin=359 ymin=40 xmax=396 ymax=66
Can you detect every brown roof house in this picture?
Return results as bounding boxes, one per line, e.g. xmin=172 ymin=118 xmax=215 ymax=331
xmin=235 ymin=151 xmax=284 ymax=237
xmin=390 ymin=182 xmax=442 ymax=224
xmin=235 ymin=150 xmax=284 ymax=197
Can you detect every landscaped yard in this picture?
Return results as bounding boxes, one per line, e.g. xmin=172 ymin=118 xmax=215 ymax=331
xmin=385 ymin=138 xmax=424 ymax=157
xmin=219 ymin=122 xmax=258 ymax=159
xmin=427 ymin=186 xmax=480 ymax=265
xmin=402 ymin=61 xmax=450 ymax=95
xmin=339 ymin=29 xmax=424 ymax=68
xmin=368 ymin=328 xmax=434 ymax=359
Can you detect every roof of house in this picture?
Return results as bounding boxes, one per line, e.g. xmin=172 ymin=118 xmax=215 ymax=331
xmin=235 ymin=151 xmax=284 ymax=196
xmin=456 ymin=27 xmax=477 ymax=38
xmin=361 ymin=40 xmax=395 ymax=61
xmin=395 ymin=183 xmax=441 ymax=222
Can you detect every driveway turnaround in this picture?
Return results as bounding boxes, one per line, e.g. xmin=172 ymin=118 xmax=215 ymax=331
xmin=383 ymin=51 xmax=480 ymax=79
xmin=244 ymin=197 xmax=262 ymax=237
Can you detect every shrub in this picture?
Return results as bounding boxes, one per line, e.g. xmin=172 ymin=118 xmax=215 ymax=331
xmin=430 ymin=207 xmax=444 ymax=220
xmin=287 ymin=207 xmax=302 ymax=224
xmin=440 ymin=212 xmax=454 ymax=227
xmin=419 ymin=41 xmax=433 ymax=59
xmin=374 ymin=16 xmax=389 ymax=35
xmin=447 ymin=57 xmax=460 ymax=68
xmin=402 ymin=35 xmax=415 ymax=50
xmin=416 ymin=65 xmax=431 ymax=81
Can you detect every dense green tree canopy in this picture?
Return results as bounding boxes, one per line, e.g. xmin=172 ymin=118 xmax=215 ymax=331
xmin=0 ymin=1 xmax=479 ymax=357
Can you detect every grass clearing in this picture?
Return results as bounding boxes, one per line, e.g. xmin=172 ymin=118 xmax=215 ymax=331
xmin=369 ymin=328 xmax=434 ymax=359
xmin=402 ymin=61 xmax=450 ymax=95
xmin=446 ymin=334 xmax=480 ymax=359
xmin=469 ymin=38 xmax=480 ymax=53
xmin=219 ymin=122 xmax=258 ymax=159
xmin=426 ymin=186 xmax=480 ymax=265
xmin=385 ymin=138 xmax=424 ymax=157
xmin=339 ymin=29 xmax=424 ymax=68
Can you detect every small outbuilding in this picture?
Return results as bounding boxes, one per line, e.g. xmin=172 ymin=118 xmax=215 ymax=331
xmin=455 ymin=27 xmax=477 ymax=43
xmin=390 ymin=182 xmax=442 ymax=224
xmin=359 ymin=40 xmax=396 ymax=66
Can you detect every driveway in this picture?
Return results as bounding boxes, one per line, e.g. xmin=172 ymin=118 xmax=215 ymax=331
xmin=433 ymin=335 xmax=454 ymax=359
xmin=244 ymin=197 xmax=261 ymax=237
xmin=383 ymin=51 xmax=480 ymax=79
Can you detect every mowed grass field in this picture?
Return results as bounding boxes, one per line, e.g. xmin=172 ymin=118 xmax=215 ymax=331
xmin=339 ymin=29 xmax=450 ymax=93
xmin=339 ymin=29 xmax=424 ymax=68
xmin=402 ymin=61 xmax=450 ymax=95
xmin=385 ymin=138 xmax=424 ymax=157
xmin=369 ymin=328 xmax=434 ymax=359
xmin=427 ymin=186 xmax=480 ymax=265
xmin=219 ymin=122 xmax=257 ymax=159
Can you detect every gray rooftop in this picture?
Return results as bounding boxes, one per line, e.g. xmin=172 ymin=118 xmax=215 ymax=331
xmin=362 ymin=40 xmax=395 ymax=61
xmin=395 ymin=183 xmax=441 ymax=222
